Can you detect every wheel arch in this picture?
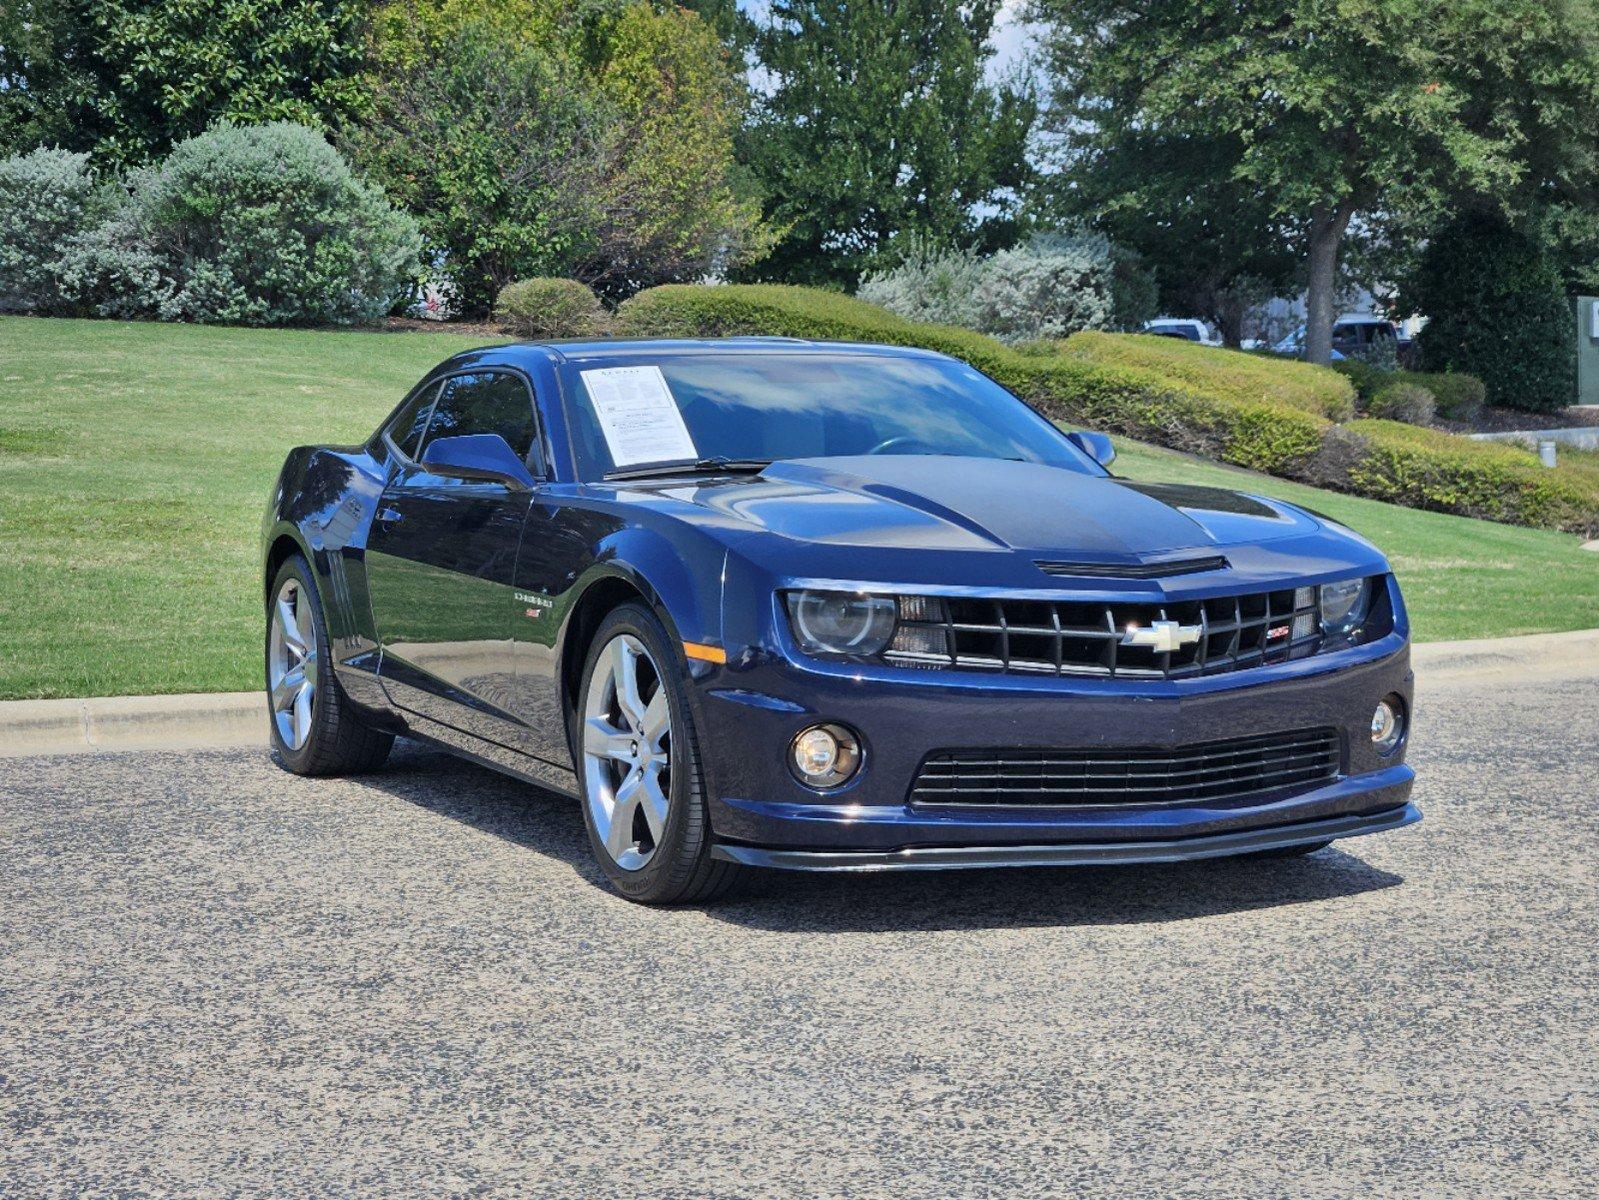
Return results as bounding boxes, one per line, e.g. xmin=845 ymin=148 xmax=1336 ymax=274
xmin=557 ymin=568 xmax=688 ymax=733
xmin=263 ymin=531 xmax=311 ymax=605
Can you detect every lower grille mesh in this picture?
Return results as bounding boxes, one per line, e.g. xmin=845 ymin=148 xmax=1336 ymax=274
xmin=910 ymin=727 xmax=1341 ymax=808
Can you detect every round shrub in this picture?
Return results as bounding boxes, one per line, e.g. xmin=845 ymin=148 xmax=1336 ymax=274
xmin=857 ymin=242 xmax=986 ymax=328
xmin=1409 ymin=211 xmax=1574 ymax=413
xmin=1368 ymin=382 xmax=1436 ymax=426
xmin=1335 ymin=361 xmax=1485 ymax=423
xmin=971 ymin=237 xmax=1119 ymax=342
xmin=71 ymin=122 xmax=422 ymax=326
xmin=1425 ymin=373 xmax=1486 ymax=422
xmin=0 ymin=148 xmax=105 ymax=314
xmin=494 ymin=277 xmax=607 ymax=339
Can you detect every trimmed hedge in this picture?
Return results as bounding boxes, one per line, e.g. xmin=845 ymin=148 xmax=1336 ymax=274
xmin=1335 ymin=422 xmax=1599 ymax=533
xmin=615 ymin=283 xmax=1599 ymax=533
xmin=1063 ymin=332 xmax=1355 ymax=421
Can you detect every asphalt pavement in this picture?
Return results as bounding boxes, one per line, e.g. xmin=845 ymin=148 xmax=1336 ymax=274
xmin=2 ymin=668 xmax=1595 ymax=1198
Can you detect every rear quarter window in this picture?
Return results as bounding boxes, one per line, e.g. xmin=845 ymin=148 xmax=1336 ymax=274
xmin=382 ymin=381 xmax=442 ymax=458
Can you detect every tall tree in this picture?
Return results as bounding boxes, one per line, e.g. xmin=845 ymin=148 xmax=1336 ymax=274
xmin=349 ymin=0 xmax=768 ymax=312
xmin=0 ymin=0 xmax=370 ymax=166
xmin=740 ymin=0 xmax=1036 ymax=288
xmin=1046 ymin=133 xmax=1299 ymax=347
xmin=1030 ymin=0 xmax=1599 ymax=363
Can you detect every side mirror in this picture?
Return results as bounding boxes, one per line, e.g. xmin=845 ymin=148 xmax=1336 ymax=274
xmin=1067 ymin=430 xmax=1116 ymax=468
xmin=420 ymin=434 xmax=537 ymax=490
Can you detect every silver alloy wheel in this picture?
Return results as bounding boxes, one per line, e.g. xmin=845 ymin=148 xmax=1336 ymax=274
xmin=268 ymin=577 xmax=317 ymax=751
xmin=582 ymin=633 xmax=672 ymax=871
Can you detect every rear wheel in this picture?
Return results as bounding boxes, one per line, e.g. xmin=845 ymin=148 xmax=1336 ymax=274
xmin=266 ymin=554 xmax=393 ymax=776
xmin=576 ymin=603 xmax=741 ymax=904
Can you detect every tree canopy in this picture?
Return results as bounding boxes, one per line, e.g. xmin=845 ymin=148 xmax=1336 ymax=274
xmin=0 ymin=0 xmax=370 ymax=166
xmin=1042 ymin=132 xmax=1299 ymax=347
xmin=1030 ymin=0 xmax=1599 ymax=361
xmin=347 ymin=0 xmax=768 ymax=313
xmin=740 ymin=0 xmax=1036 ymax=288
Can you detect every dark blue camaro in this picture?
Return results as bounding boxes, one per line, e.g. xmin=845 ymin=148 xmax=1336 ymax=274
xmin=262 ymin=338 xmax=1418 ymax=902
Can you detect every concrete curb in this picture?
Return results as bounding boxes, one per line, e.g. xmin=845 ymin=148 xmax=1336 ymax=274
xmin=0 ymin=628 xmax=1593 ymax=757
xmin=1411 ymin=627 xmax=1599 ymax=689
xmin=0 ymin=691 xmax=263 ymax=757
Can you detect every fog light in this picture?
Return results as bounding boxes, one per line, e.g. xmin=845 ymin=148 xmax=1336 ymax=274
xmin=790 ymin=723 xmax=862 ymax=788
xmin=1371 ymin=695 xmax=1405 ymax=756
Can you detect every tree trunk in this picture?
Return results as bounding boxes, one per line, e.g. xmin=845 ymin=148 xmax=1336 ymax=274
xmin=1304 ymin=202 xmax=1353 ymax=365
xmin=1216 ymin=293 xmax=1247 ymax=348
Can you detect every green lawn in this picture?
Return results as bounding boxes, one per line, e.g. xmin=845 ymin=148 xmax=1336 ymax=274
xmin=1110 ymin=438 xmax=1599 ymax=644
xmin=0 ymin=317 xmax=496 ymax=699
xmin=2 ymin=316 xmax=1595 ymax=700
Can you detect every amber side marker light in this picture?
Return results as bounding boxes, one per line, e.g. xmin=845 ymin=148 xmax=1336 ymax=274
xmin=683 ymin=641 xmax=727 ymax=664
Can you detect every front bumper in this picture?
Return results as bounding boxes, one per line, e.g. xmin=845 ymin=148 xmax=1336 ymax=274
xmin=693 ymin=635 xmax=1416 ymax=864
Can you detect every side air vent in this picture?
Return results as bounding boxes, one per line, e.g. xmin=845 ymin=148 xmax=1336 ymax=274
xmin=1034 ymin=555 xmax=1229 ymax=580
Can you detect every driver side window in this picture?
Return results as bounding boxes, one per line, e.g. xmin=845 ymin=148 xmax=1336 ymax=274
xmin=416 ymin=372 xmax=538 ymax=464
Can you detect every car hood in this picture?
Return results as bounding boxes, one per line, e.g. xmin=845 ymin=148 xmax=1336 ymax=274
xmin=651 ymin=456 xmax=1322 ymax=562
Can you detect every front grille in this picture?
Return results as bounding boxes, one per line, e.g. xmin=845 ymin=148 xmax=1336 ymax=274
xmin=885 ymin=588 xmax=1321 ymax=679
xmin=910 ymin=728 xmax=1341 ymax=808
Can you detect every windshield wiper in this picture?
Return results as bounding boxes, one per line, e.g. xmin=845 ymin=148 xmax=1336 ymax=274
xmin=605 ymin=457 xmax=773 ymax=481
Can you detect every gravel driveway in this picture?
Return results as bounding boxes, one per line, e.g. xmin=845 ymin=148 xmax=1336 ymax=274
xmin=2 ymin=668 xmax=1595 ymax=1198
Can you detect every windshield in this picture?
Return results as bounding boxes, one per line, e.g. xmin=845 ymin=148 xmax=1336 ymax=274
xmin=560 ymin=351 xmax=1103 ymax=479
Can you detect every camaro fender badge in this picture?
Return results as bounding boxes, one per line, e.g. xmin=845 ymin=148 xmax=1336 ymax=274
xmin=514 ymin=590 xmax=554 ymax=620
xmin=1121 ymin=619 xmax=1202 ymax=654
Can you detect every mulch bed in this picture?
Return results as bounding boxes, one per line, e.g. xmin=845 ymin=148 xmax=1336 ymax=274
xmin=1436 ymin=404 xmax=1599 ymax=436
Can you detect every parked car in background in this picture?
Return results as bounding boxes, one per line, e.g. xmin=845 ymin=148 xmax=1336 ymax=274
xmin=1274 ymin=315 xmax=1416 ymax=365
xmin=262 ymin=338 xmax=1419 ymax=903
xmin=1143 ymin=318 xmax=1221 ymax=346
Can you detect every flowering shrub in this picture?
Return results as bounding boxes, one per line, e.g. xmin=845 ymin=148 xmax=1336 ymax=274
xmin=859 ymin=233 xmax=1135 ymax=342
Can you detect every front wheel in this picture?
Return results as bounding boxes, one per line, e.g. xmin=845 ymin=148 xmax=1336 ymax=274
xmin=575 ymin=603 xmax=741 ymax=904
xmin=266 ymin=554 xmax=393 ymax=776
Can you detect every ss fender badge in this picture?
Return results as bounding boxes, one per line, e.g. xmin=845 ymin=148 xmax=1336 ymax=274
xmin=515 ymin=590 xmax=554 ymax=620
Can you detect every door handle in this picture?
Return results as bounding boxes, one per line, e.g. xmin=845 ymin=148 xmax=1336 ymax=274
xmin=376 ymin=506 xmax=403 ymax=523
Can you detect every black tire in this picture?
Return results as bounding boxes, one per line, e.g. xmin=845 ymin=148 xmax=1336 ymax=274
xmin=266 ymin=553 xmax=393 ymax=776
xmin=575 ymin=602 xmax=742 ymax=904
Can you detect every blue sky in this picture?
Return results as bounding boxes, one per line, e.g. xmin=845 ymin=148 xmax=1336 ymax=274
xmin=734 ymin=1 xmax=1036 ymax=80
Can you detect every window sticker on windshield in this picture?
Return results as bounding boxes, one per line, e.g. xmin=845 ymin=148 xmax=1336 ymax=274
xmin=580 ymin=365 xmax=698 ymax=467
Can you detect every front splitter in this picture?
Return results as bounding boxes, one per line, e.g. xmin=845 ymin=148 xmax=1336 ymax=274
xmin=710 ymin=802 xmax=1421 ymax=872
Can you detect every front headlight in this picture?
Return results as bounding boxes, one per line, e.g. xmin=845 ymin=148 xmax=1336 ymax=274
xmin=785 ymin=590 xmax=897 ymax=657
xmin=1319 ymin=577 xmax=1372 ymax=637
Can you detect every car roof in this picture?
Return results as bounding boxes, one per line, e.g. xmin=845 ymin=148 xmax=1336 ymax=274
xmin=443 ymin=336 xmax=956 ymax=372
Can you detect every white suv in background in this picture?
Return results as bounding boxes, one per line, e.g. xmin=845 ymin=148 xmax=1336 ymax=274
xmin=1143 ymin=318 xmax=1222 ymax=345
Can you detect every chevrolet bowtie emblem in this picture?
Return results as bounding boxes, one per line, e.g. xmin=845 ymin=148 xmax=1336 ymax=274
xmin=1121 ymin=619 xmax=1202 ymax=654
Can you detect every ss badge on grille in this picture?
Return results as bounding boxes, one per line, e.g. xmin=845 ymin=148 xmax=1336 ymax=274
xmin=1121 ymin=619 xmax=1202 ymax=654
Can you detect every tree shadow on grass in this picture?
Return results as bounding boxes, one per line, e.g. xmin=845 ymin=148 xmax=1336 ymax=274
xmin=347 ymin=741 xmax=1406 ymax=935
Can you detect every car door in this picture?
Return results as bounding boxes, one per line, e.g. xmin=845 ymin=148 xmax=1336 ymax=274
xmin=367 ymin=370 xmax=540 ymax=745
